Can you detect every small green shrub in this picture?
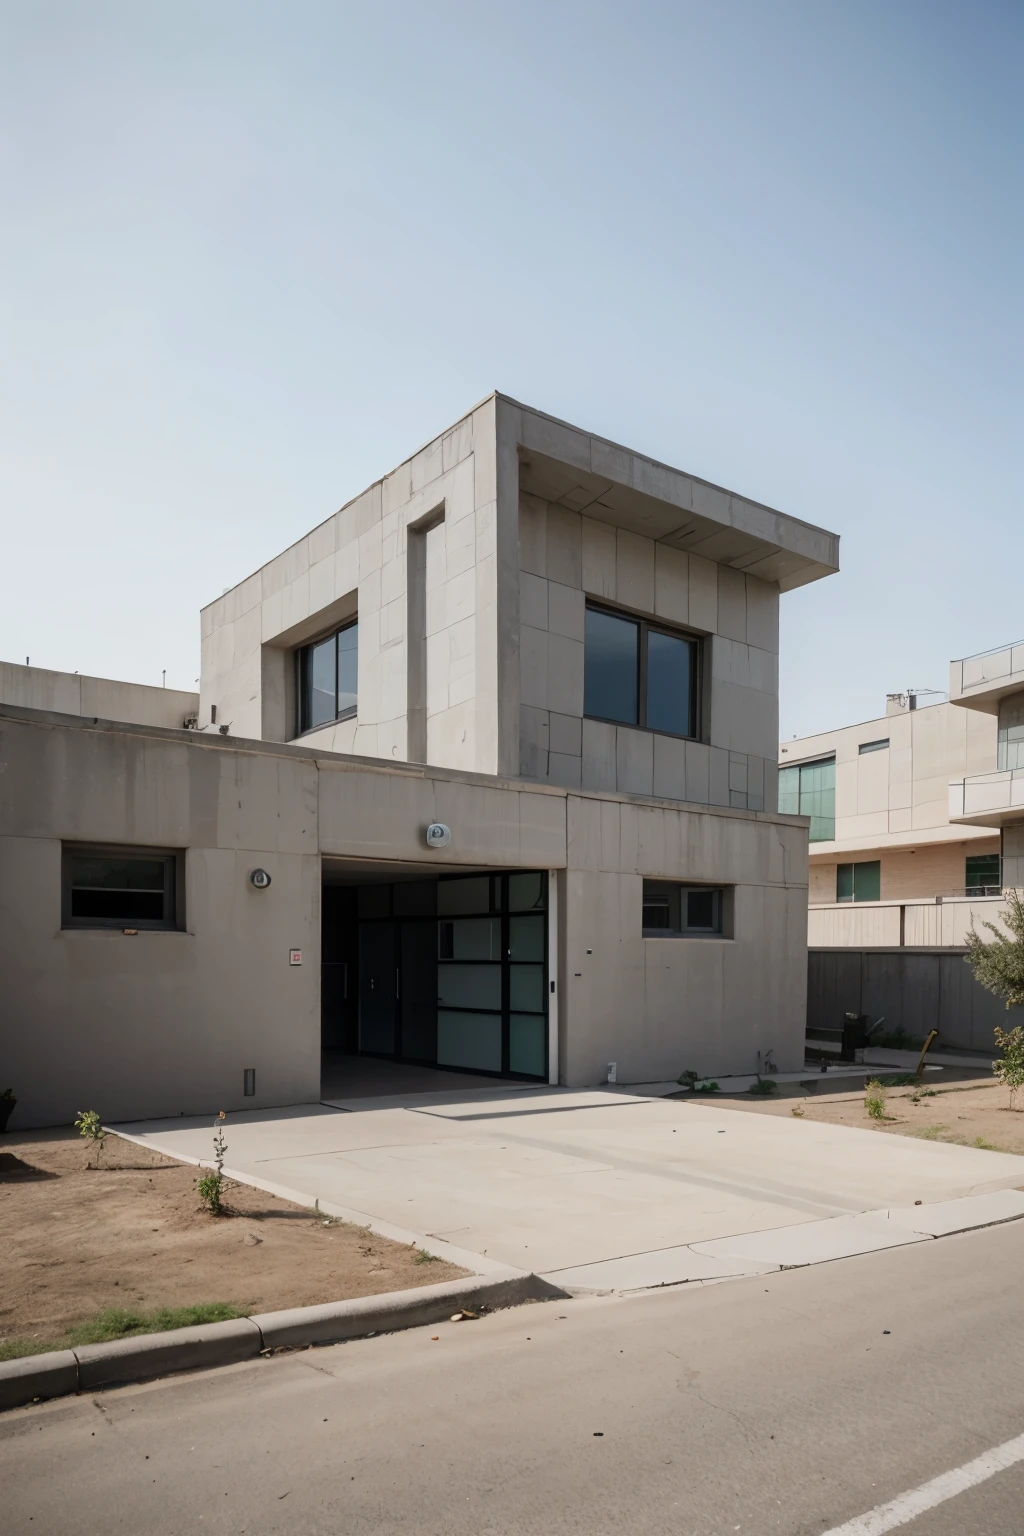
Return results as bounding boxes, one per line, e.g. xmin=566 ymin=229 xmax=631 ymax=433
xmin=692 ymin=1080 xmax=720 ymax=1094
xmin=197 ymin=1115 xmax=229 ymax=1214
xmin=992 ymin=1024 xmax=1024 ymax=1111
xmin=414 ymin=1249 xmax=441 ymax=1265
xmin=197 ymin=1171 xmax=224 ymax=1214
xmin=677 ymin=1070 xmax=700 ymax=1090
xmin=864 ymin=1080 xmax=888 ymax=1121
xmin=748 ymin=1076 xmax=778 ymax=1096
xmin=74 ymin=1109 xmax=105 ymax=1167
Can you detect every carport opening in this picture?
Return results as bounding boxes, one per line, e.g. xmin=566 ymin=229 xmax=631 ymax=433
xmin=321 ymin=862 xmax=549 ymax=1092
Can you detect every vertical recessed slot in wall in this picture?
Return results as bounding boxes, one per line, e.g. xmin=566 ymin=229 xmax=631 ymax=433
xmin=407 ymin=505 xmax=444 ymax=763
xmin=243 ymin=1068 xmax=256 ymax=1096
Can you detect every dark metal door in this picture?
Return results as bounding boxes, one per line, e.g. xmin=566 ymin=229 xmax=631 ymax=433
xmin=358 ymin=923 xmax=397 ymax=1056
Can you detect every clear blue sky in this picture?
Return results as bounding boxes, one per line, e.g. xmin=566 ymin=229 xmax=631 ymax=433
xmin=2 ymin=1 xmax=1020 ymax=738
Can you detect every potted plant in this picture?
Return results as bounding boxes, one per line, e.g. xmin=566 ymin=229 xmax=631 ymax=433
xmin=0 ymin=1088 xmax=16 ymax=1133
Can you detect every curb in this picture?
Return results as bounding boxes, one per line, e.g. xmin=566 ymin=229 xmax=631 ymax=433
xmin=0 ymin=1270 xmax=565 ymax=1413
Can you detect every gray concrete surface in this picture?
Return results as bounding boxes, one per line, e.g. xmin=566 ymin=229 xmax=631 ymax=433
xmin=5 ymin=1221 xmax=1024 ymax=1534
xmin=117 ymin=1088 xmax=1024 ymax=1280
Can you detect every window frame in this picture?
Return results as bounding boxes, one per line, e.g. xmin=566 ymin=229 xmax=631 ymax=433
xmin=296 ymin=617 xmax=359 ymax=737
xmin=584 ymin=601 xmax=701 ymax=741
xmin=641 ymin=879 xmax=730 ymax=938
xmin=61 ymin=843 xmax=184 ymax=932
xmin=778 ymin=755 xmax=836 ymax=842
xmin=836 ymin=860 xmax=881 ymax=904
xmin=965 ymin=853 xmax=1002 ymax=893
xmin=858 ymin=738 xmax=889 ymax=755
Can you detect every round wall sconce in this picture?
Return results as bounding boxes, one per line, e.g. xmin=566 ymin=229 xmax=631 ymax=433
xmin=424 ymin=823 xmax=452 ymax=849
xmin=250 ymin=868 xmax=272 ymax=889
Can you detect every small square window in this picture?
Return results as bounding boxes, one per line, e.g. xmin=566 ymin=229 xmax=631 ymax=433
xmin=642 ymin=880 xmax=727 ymax=937
xmin=62 ymin=846 xmax=181 ymax=930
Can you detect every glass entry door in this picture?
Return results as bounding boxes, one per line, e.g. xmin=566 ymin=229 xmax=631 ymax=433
xmin=436 ymin=871 xmax=548 ymax=1078
xmin=354 ymin=871 xmax=548 ymax=1080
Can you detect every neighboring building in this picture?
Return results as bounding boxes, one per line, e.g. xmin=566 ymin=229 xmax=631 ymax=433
xmin=779 ymin=691 xmax=1001 ymax=946
xmin=785 ymin=639 xmax=1024 ymax=1052
xmin=0 ymin=660 xmax=197 ymax=732
xmin=2 ymin=393 xmax=839 ymax=1128
xmin=948 ymin=638 xmax=1024 ymax=890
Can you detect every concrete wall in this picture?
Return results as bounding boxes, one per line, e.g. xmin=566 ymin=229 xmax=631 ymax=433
xmin=1 ymin=712 xmax=320 ymax=1130
xmin=561 ymin=796 xmax=808 ymax=1084
xmin=516 ymin=492 xmax=779 ymax=810
xmin=199 ymin=396 xmax=503 ymax=775
xmin=808 ymin=947 xmax=1023 ymax=1054
xmin=0 ymin=661 xmax=197 ymax=731
xmin=2 ymin=707 xmax=811 ymax=1125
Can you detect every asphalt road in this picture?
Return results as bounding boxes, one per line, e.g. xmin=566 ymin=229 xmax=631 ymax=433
xmin=6 ymin=1221 xmax=1024 ymax=1534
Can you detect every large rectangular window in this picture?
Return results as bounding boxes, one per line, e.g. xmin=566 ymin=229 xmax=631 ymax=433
xmin=62 ymin=846 xmax=181 ymax=930
xmin=298 ymin=620 xmax=358 ymax=734
xmin=778 ymin=756 xmax=836 ymax=841
xmin=836 ymin=860 xmax=881 ymax=903
xmin=584 ymin=603 xmax=699 ymax=738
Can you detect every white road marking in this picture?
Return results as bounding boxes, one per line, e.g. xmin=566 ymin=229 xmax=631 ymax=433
xmin=822 ymin=1430 xmax=1024 ymax=1534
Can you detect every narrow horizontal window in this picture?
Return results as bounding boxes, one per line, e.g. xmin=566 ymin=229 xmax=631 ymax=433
xmin=642 ymin=880 xmax=728 ymax=937
xmin=584 ymin=603 xmax=699 ymax=739
xmin=62 ymin=846 xmax=181 ymax=930
xmin=297 ymin=619 xmax=358 ymax=734
xmin=859 ymin=738 xmax=889 ymax=754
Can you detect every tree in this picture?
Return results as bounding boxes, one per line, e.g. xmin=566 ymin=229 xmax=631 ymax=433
xmin=964 ymin=889 xmax=1024 ymax=1010
xmin=965 ymin=890 xmax=1024 ymax=1109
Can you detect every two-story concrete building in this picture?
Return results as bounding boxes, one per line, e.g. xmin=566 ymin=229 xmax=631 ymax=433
xmin=1 ymin=394 xmax=839 ymax=1128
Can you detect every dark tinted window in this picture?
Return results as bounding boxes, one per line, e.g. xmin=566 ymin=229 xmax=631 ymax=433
xmin=646 ymin=629 xmax=694 ymax=736
xmin=642 ymin=880 xmax=725 ymax=936
xmin=63 ymin=849 xmax=177 ymax=929
xmin=584 ymin=604 xmax=699 ymax=738
xmin=299 ymin=620 xmax=358 ymax=733
xmin=584 ymin=607 xmax=639 ymax=725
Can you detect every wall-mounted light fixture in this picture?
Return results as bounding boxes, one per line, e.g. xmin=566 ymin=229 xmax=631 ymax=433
xmin=250 ymin=869 xmax=272 ymax=890
xmin=425 ymin=823 xmax=452 ymax=849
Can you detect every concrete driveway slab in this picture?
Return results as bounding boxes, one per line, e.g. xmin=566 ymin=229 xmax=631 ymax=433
xmin=114 ymin=1086 xmax=1024 ymax=1282
xmin=691 ymin=1212 xmax=931 ymax=1267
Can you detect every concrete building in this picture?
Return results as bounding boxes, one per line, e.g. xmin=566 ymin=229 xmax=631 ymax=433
xmin=784 ymin=639 xmax=1024 ymax=1053
xmin=1 ymin=394 xmax=839 ymax=1128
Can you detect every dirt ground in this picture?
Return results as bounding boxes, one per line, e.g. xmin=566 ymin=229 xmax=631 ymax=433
xmin=0 ymin=1128 xmax=466 ymax=1349
xmin=697 ymin=1072 xmax=1024 ymax=1154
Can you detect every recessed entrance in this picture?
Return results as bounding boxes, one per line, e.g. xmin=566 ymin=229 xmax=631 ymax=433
xmin=321 ymin=862 xmax=550 ymax=1091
